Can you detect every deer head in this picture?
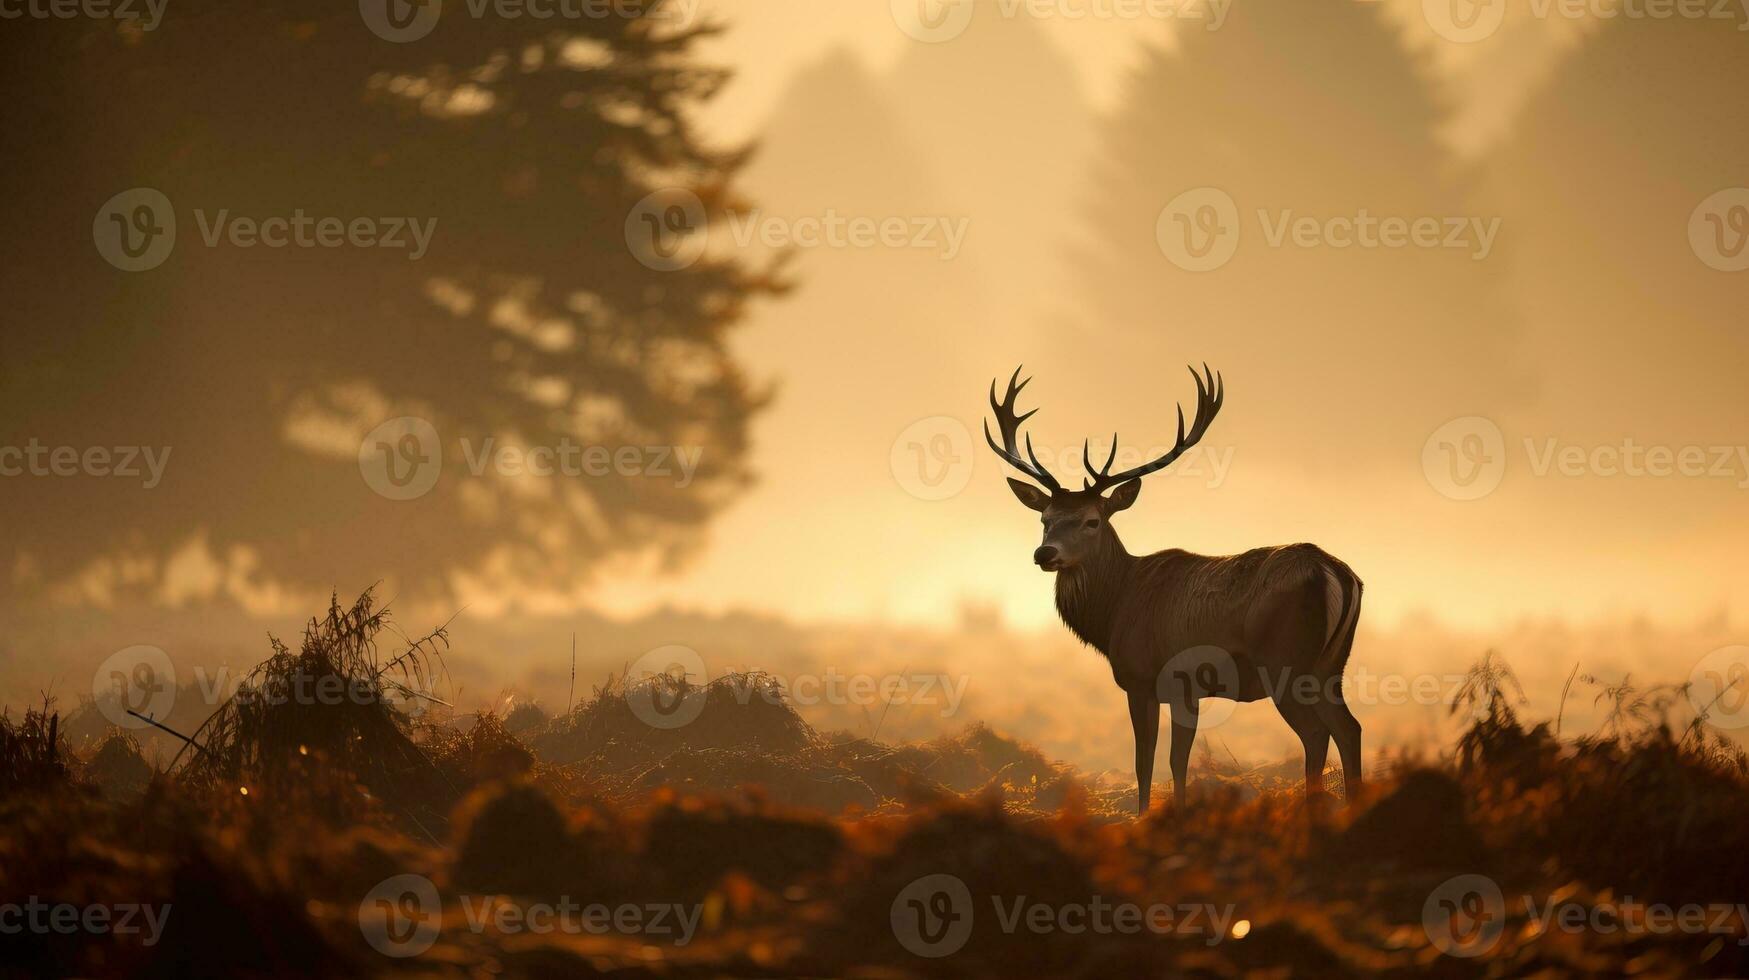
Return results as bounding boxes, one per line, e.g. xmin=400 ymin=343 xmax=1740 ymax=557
xmin=984 ymin=365 xmax=1224 ymax=572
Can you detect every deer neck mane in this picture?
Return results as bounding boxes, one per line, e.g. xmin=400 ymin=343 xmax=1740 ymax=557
xmin=1054 ymin=535 xmax=1135 ymax=656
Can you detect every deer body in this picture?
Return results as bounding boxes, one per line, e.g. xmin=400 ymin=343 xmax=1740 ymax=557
xmin=985 ymin=366 xmax=1364 ymax=814
xmin=1060 ymin=543 xmax=1358 ymax=692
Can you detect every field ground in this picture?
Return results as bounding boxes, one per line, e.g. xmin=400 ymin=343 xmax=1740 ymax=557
xmin=4 ymin=595 xmax=1748 ymax=978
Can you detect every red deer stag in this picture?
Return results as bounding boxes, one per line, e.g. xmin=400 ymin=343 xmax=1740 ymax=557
xmin=984 ymin=366 xmax=1363 ymax=814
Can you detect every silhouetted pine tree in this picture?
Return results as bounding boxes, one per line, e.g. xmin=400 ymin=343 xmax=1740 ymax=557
xmin=1069 ymin=0 xmax=1521 ymax=474
xmin=1484 ymin=12 xmax=1749 ymax=445
xmin=0 ymin=2 xmax=781 ymax=606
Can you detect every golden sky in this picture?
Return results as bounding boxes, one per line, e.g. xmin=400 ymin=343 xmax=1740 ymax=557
xmin=574 ymin=1 xmax=1745 ymax=633
xmin=7 ymin=1 xmax=1745 ymax=773
xmin=9 ymin=1 xmax=1740 ymax=642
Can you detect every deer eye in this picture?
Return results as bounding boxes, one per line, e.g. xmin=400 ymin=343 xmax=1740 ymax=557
xmin=1084 ymin=518 xmax=1100 ymax=530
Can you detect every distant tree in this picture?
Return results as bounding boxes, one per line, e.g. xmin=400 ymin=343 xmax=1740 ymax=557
xmin=0 ymin=1 xmax=781 ymax=608
xmin=1484 ymin=12 xmax=1749 ymax=446
xmin=884 ymin=8 xmax=1095 ymax=330
xmin=1068 ymin=0 xmax=1521 ymax=473
xmin=734 ymin=50 xmax=989 ymax=492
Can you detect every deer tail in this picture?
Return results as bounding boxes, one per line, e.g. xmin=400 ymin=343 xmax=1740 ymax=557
xmin=1319 ymin=563 xmax=1363 ymax=676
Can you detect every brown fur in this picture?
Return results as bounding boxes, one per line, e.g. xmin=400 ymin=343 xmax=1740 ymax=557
xmin=1036 ymin=495 xmax=1365 ymax=814
xmin=989 ymin=367 xmax=1364 ymax=814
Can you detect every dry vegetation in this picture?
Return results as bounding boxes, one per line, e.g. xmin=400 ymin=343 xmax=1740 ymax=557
xmin=3 ymin=592 xmax=1747 ymax=978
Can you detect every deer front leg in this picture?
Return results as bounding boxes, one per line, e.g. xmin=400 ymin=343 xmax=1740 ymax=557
xmin=1127 ymin=689 xmax=1159 ymax=816
xmin=1168 ymin=700 xmax=1199 ymax=806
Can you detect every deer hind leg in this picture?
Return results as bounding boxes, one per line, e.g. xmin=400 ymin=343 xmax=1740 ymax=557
xmin=1311 ymin=577 xmax=1365 ymax=801
xmin=1252 ymin=574 xmax=1337 ymax=798
xmin=1127 ymin=689 xmax=1160 ymax=816
xmin=1276 ymin=697 xmax=1330 ymax=797
xmin=1311 ymin=679 xmax=1363 ymax=801
xmin=1167 ymin=700 xmax=1199 ymax=807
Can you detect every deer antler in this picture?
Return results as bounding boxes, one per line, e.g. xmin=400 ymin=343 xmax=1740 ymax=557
xmin=1082 ymin=364 xmax=1224 ymax=493
xmin=983 ymin=366 xmax=1063 ymax=492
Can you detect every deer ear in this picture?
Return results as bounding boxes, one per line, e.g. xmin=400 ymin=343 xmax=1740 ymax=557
xmin=1006 ymin=478 xmax=1051 ymax=512
xmin=1103 ymin=479 xmax=1142 ymax=513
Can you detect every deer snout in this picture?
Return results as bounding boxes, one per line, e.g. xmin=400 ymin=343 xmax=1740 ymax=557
xmin=1033 ymin=545 xmax=1059 ymax=569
